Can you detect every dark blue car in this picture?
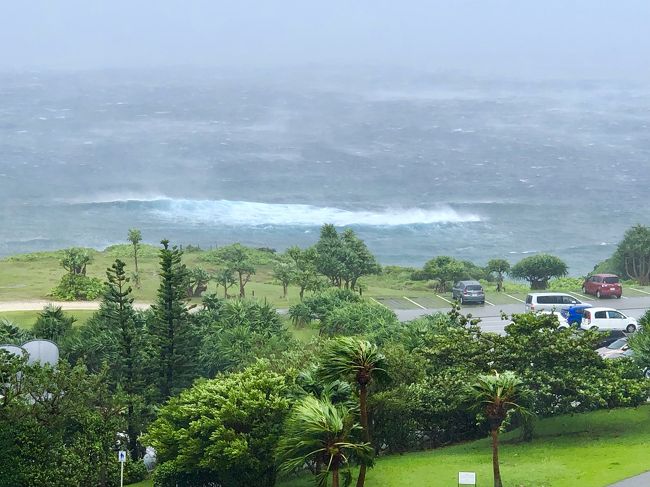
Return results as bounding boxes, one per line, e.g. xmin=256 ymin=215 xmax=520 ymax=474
xmin=561 ymin=304 xmax=593 ymax=326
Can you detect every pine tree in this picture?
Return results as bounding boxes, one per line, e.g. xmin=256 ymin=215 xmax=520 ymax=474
xmin=149 ymin=240 xmax=195 ymax=400
xmin=101 ymin=259 xmax=145 ymax=459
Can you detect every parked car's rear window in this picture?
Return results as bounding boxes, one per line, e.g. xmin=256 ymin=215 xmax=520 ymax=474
xmin=466 ymin=285 xmax=482 ymax=291
xmin=604 ymin=277 xmax=620 ymax=284
xmin=595 ymin=311 xmax=607 ymax=319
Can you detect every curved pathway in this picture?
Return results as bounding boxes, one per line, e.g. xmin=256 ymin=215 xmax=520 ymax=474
xmin=608 ymin=472 xmax=650 ymax=486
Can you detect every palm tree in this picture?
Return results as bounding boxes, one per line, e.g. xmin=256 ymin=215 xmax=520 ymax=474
xmin=277 ymin=396 xmax=372 ymax=487
xmin=320 ymin=337 xmax=387 ymax=487
xmin=469 ymin=371 xmax=528 ymax=487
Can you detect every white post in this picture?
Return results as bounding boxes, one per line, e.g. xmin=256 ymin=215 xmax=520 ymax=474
xmin=120 ymin=461 xmax=124 ymax=487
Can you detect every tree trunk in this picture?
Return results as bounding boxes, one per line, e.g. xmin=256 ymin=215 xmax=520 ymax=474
xmin=357 ymin=384 xmax=369 ymax=487
xmin=332 ymin=468 xmax=340 ymax=487
xmin=134 ymin=246 xmax=139 ymax=274
xmin=299 ymin=287 xmax=305 ymax=301
xmin=283 ymin=283 xmax=288 ymax=298
xmin=491 ymin=428 xmax=502 ymax=487
xmin=239 ymin=272 xmax=245 ymax=298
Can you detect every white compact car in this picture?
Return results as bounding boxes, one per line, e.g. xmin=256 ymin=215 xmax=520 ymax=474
xmin=580 ymin=307 xmax=638 ymax=333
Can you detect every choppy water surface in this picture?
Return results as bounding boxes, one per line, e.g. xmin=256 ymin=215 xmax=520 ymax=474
xmin=1 ymin=69 xmax=649 ymax=274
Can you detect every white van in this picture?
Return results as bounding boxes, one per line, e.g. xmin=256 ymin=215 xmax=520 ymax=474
xmin=525 ymin=293 xmax=584 ymax=312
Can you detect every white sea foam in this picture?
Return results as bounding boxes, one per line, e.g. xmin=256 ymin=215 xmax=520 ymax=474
xmin=70 ymin=197 xmax=483 ymax=227
xmin=154 ymin=199 xmax=482 ymax=226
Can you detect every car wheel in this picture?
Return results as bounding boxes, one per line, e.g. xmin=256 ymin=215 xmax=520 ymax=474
xmin=596 ymin=290 xmax=602 ymax=299
xmin=616 ymin=294 xmax=622 ymax=299
xmin=590 ymin=325 xmax=599 ymax=331
xmin=626 ymin=324 xmax=637 ymax=333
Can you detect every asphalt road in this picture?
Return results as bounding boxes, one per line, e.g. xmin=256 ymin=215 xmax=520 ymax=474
xmin=608 ymin=471 xmax=650 ymax=487
xmin=394 ymin=295 xmax=650 ymax=334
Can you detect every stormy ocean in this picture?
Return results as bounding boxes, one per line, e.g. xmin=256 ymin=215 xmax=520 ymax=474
xmin=1 ymin=68 xmax=649 ymax=275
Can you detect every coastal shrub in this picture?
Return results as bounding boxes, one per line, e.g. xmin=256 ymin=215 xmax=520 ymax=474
xmin=321 ymin=300 xmax=398 ymax=338
xmin=144 ymin=364 xmax=291 ymax=487
xmin=32 ymin=305 xmax=75 ymax=342
xmin=547 ymin=277 xmax=584 ymax=291
xmin=50 ymin=274 xmax=104 ymax=300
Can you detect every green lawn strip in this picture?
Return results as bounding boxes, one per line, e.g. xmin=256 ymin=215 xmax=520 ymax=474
xmin=0 ymin=309 xmax=96 ymax=329
xmin=125 ymin=480 xmax=152 ymax=487
xmin=278 ymin=406 xmax=650 ymax=487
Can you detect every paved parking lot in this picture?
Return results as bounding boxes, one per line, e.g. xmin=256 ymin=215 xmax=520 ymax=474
xmin=373 ymin=292 xmax=650 ymax=333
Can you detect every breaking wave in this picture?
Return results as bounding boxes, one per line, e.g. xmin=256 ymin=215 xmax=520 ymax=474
xmin=72 ymin=198 xmax=483 ymax=227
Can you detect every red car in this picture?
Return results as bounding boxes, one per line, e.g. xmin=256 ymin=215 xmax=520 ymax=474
xmin=582 ymin=274 xmax=622 ymax=299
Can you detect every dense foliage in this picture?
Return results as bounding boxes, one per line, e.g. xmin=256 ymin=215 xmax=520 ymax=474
xmin=145 ymin=364 xmax=291 ymax=487
xmin=510 ymin=253 xmax=568 ymax=289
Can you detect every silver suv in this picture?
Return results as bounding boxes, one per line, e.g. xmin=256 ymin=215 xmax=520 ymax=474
xmin=452 ymin=280 xmax=485 ymax=305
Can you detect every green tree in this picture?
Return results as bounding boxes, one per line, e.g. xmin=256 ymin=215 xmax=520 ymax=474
xmin=277 ymin=395 xmax=372 ymax=487
xmin=615 ymin=224 xmax=650 ymax=285
xmin=32 ymin=305 xmax=75 ymax=343
xmin=145 ymin=364 xmax=290 ymax=487
xmin=320 ymin=337 xmax=388 ymax=487
xmin=100 ymin=259 xmax=147 ymax=459
xmin=216 ymin=244 xmax=256 ymax=298
xmin=486 ymin=258 xmax=510 ymax=292
xmin=420 ymin=256 xmax=473 ymax=292
xmin=340 ymin=229 xmax=381 ymax=291
xmin=316 ymin=224 xmax=346 ymax=288
xmin=149 ymin=240 xmax=196 ymax=399
xmin=272 ymin=259 xmax=295 ymax=298
xmin=127 ymin=228 xmax=143 ymax=286
xmin=468 ymin=371 xmax=528 ymax=487
xmin=60 ymin=247 xmax=93 ymax=275
xmin=510 ymin=254 xmax=568 ymax=289
xmin=0 ymin=357 xmax=126 ymax=487
xmin=186 ymin=267 xmax=211 ymax=297
xmin=214 ymin=267 xmax=237 ymax=298
xmin=287 ymin=246 xmax=322 ymax=300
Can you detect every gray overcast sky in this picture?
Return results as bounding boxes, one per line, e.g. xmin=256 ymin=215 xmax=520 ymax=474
xmin=2 ymin=0 xmax=649 ymax=79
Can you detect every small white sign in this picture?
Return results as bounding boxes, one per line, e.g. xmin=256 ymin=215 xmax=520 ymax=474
xmin=118 ymin=450 xmax=127 ymax=463
xmin=459 ymin=471 xmax=476 ymax=485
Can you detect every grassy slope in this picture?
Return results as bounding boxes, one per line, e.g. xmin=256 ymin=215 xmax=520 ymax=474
xmin=278 ymin=406 xmax=650 ymax=487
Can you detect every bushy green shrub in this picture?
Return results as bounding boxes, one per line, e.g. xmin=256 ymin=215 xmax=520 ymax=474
xmin=547 ymin=277 xmax=584 ymax=291
xmin=123 ymin=460 xmax=148 ymax=484
xmin=50 ymin=274 xmax=104 ymax=300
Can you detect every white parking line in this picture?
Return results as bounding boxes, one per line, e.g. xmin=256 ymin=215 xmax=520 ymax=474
xmin=631 ymin=288 xmax=650 ymax=295
xmin=484 ymin=300 xmax=495 ymax=306
xmin=504 ymin=293 xmax=525 ymax=303
xmin=403 ymin=296 xmax=427 ymax=310
xmin=436 ymin=294 xmax=454 ymax=304
xmin=370 ymin=297 xmax=390 ymax=309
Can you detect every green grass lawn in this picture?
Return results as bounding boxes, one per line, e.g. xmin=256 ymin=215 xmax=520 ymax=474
xmin=0 ymin=309 xmax=97 ymax=329
xmin=2 ymin=246 xmax=650 ymax=314
xmin=277 ymin=406 xmax=650 ymax=487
